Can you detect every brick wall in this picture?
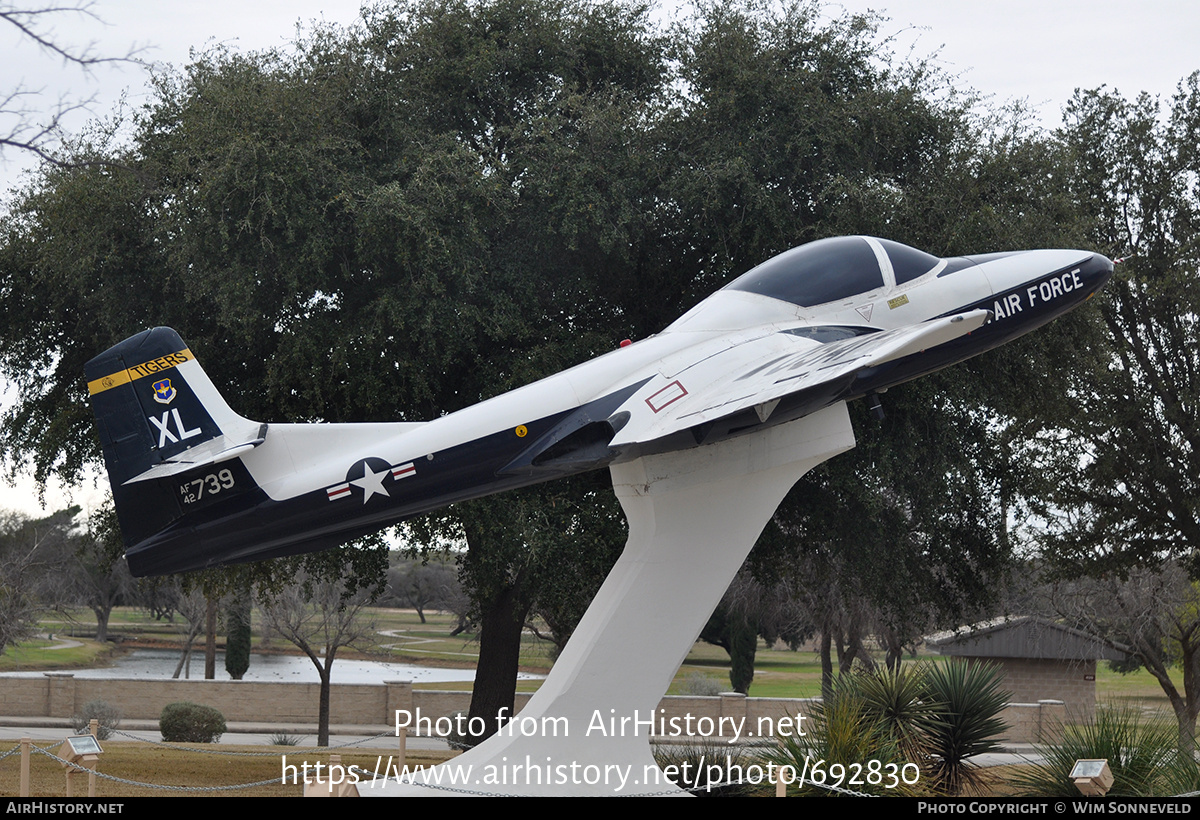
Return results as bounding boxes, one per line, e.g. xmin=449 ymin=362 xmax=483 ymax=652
xmin=985 ymin=657 xmax=1097 ymax=722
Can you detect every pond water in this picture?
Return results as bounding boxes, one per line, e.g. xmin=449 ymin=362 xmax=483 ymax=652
xmin=1 ymin=648 xmax=541 ymax=684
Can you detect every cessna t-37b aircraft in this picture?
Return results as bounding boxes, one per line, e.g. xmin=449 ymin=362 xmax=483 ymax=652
xmin=86 ymin=236 xmax=1112 ymax=578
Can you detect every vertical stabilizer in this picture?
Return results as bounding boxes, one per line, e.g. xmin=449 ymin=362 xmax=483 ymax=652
xmin=85 ymin=327 xmax=262 ymax=548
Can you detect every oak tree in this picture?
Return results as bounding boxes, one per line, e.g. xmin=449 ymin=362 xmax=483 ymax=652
xmin=1043 ymin=76 xmax=1200 ymax=577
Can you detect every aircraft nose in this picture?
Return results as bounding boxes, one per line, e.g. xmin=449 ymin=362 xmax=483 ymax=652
xmin=1081 ymin=252 xmax=1116 ymax=295
xmin=1044 ymin=250 xmax=1114 ymax=299
xmin=993 ymin=249 xmax=1115 ymax=298
xmin=979 ymin=249 xmax=1113 ymax=324
xmin=976 ymin=249 xmax=1097 ymax=294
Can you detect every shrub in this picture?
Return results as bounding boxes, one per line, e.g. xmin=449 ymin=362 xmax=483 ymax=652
xmin=159 ymin=701 xmax=226 ymax=743
xmin=1014 ymin=707 xmax=1186 ymax=797
xmin=71 ymin=699 xmax=122 ymax=741
xmin=269 ymin=732 xmax=300 ymax=746
xmin=653 ymin=740 xmax=758 ymax=797
xmin=762 ymin=661 xmax=1010 ymax=797
xmin=679 ymin=671 xmax=724 ymax=697
xmin=921 ymin=660 xmax=1010 ymax=796
xmin=856 ymin=664 xmax=942 ymax=761
xmin=224 ymin=594 xmax=252 ymax=681
xmin=763 ymin=672 xmax=923 ymax=797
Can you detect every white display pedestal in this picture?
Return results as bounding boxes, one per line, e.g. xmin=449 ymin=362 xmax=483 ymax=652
xmin=368 ymin=402 xmax=855 ymax=796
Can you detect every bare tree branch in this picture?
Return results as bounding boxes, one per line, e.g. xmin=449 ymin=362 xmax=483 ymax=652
xmin=2 ymin=2 xmax=134 ymax=68
xmin=0 ymin=508 xmax=76 ymax=655
xmin=0 ymin=86 xmax=94 ymax=162
xmin=259 ymin=568 xmax=380 ymax=746
xmin=0 ymin=1 xmax=146 ymax=165
xmin=1044 ymin=562 xmax=1200 ymax=752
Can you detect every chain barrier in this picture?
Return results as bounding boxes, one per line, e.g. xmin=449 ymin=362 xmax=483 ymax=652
xmin=14 ymin=736 xmax=1200 ymax=798
xmin=0 ymin=740 xmax=61 ymax=763
xmin=345 ymin=771 xmax=1200 ymax=799
xmin=107 ymin=727 xmax=394 ymax=756
xmin=793 ymin=778 xmax=877 ymax=797
xmin=108 ymin=728 xmax=276 ymax=757
xmin=321 ymin=731 xmax=396 ymax=750
xmin=7 ymin=734 xmax=879 ymax=797
xmin=5 ymin=734 xmax=386 ymax=794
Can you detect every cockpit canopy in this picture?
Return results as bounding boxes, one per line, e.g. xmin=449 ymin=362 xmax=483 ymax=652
xmin=724 ymin=236 xmax=942 ymax=308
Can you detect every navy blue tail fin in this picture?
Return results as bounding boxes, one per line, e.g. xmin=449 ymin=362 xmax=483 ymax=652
xmin=85 ymin=328 xmax=264 ymax=549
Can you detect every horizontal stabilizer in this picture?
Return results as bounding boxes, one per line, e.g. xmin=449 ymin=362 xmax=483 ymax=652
xmin=123 ymin=424 xmax=269 ymax=484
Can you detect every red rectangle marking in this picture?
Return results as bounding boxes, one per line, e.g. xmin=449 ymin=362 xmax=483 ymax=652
xmin=646 ymin=380 xmax=688 ymax=413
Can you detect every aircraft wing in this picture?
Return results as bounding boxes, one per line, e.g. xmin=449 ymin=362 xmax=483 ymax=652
xmin=610 ymin=309 xmax=991 ymax=446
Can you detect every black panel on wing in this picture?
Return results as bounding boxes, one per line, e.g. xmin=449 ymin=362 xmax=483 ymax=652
xmin=496 ymin=380 xmax=647 ymax=477
xmin=780 ymin=326 xmax=880 ymax=343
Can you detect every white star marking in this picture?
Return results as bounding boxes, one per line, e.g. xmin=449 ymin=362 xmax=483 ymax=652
xmin=350 ymin=464 xmax=390 ymax=504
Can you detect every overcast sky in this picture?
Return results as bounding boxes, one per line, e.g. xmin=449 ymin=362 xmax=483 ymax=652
xmin=1 ymin=0 xmax=1197 ymax=515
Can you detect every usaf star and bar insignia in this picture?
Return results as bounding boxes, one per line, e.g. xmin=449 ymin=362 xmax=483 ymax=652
xmin=326 ymin=457 xmax=417 ymax=504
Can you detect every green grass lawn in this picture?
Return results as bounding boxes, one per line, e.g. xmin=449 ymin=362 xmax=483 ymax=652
xmin=1095 ymin=662 xmax=1184 ymax=711
xmin=0 ymin=637 xmax=112 ymax=671
xmin=672 ymin=640 xmax=1190 ymax=708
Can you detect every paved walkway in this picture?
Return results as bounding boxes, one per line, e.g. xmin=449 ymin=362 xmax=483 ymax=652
xmin=39 ymin=634 xmax=84 ymax=651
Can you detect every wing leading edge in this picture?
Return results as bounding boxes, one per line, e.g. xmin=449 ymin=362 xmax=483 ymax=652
xmin=610 ymin=309 xmax=992 ymax=447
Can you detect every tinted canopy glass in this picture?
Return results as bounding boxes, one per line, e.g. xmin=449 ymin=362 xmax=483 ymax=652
xmin=726 ymin=236 xmax=883 ymax=307
xmin=879 ymin=239 xmax=940 ymax=285
xmin=725 ymin=236 xmax=939 ymax=307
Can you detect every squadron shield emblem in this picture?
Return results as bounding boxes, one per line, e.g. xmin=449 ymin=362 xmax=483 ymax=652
xmin=152 ymin=378 xmax=177 ymax=405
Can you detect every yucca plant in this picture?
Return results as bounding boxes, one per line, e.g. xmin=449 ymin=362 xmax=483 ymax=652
xmin=921 ymin=660 xmax=1010 ymax=796
xmin=857 ymin=664 xmax=945 ymax=761
xmin=653 ymin=741 xmax=758 ymax=797
xmin=763 ymin=671 xmax=924 ymax=796
xmin=1014 ymin=707 xmax=1185 ymax=797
